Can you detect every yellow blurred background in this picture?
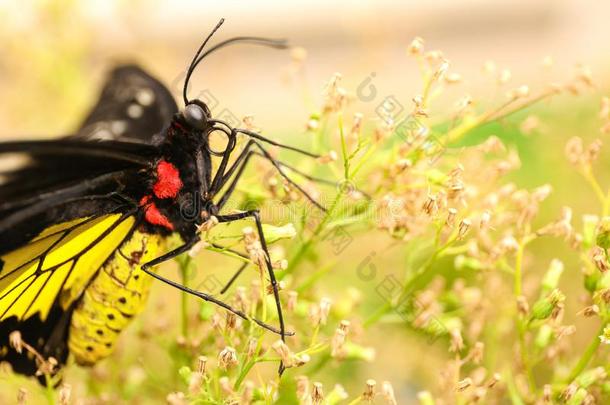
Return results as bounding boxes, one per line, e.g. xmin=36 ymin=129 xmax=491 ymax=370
xmin=1 ymin=0 xmax=609 ymax=137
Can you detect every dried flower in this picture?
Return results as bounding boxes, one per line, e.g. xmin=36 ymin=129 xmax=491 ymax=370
xmin=578 ymin=304 xmax=599 ymax=317
xmin=458 ymin=219 xmax=471 ymax=240
xmin=197 ymin=356 xmax=207 ymax=376
xmin=446 ymin=208 xmax=458 ymax=227
xmin=408 ymin=37 xmax=424 ymax=55
xmin=331 ymin=328 xmax=347 ymax=358
xmin=319 ymin=298 xmax=332 ymax=325
xmin=498 ymin=68 xmax=512 ymax=84
xmin=243 ymin=227 xmax=268 ymax=270
xmin=296 ymin=375 xmax=309 ymax=399
xmin=381 ymin=381 xmax=398 ymax=405
xmin=225 ymin=312 xmax=237 ymax=331
xmin=456 ymin=378 xmax=473 ymax=392
xmin=293 ymin=353 xmax=311 ymax=367
xmin=311 ymin=382 xmax=324 ymax=404
xmin=218 ymin=346 xmax=238 ymax=370
xmin=543 ymin=384 xmax=552 ymax=402
xmin=59 ymin=384 xmax=72 ymax=405
xmin=197 ymin=215 xmax=218 ymax=234
xmin=317 ymin=150 xmax=338 ymax=164
xmin=591 ymin=246 xmax=609 ymax=272
xmin=219 ymin=376 xmax=233 ymax=396
xmin=487 ymin=373 xmax=501 ymax=388
xmin=560 ymin=383 xmax=578 ymax=401
xmin=449 ymin=329 xmax=464 ymax=353
xmin=363 ymin=379 xmax=376 ymax=401
xmin=599 ymin=325 xmax=610 ymax=344
xmin=339 ymin=320 xmax=351 ymax=333
xmin=188 ymin=372 xmax=203 ymax=395
xmin=287 ymin=290 xmax=298 ymax=312
xmin=565 ymin=136 xmax=584 ymax=165
xmin=417 ymin=391 xmax=434 ymax=405
xmin=241 ymin=381 xmax=255 ymax=405
xmin=166 ymin=392 xmax=187 ymax=405
xmin=17 ymin=388 xmax=27 ymax=405
xmin=272 ymin=340 xmax=294 ymax=368
xmin=9 ymin=331 xmax=22 ymax=354
xmin=469 ymin=342 xmax=484 ymax=364
xmin=445 ymin=72 xmax=462 ymax=84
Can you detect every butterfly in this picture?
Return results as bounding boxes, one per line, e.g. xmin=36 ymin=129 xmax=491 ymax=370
xmin=0 ymin=19 xmax=328 ymax=380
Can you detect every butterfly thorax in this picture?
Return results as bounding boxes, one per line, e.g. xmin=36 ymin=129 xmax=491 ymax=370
xmin=137 ymin=114 xmax=212 ymax=238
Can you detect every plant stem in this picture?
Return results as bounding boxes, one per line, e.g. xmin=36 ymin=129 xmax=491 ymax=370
xmin=505 ymin=369 xmax=526 ymax=405
xmin=44 ymin=374 xmax=55 ymax=405
xmin=286 ymin=187 xmax=345 ymax=273
xmin=234 ymin=359 xmax=256 ymax=390
xmin=514 ymin=240 xmax=525 ymax=297
xmin=567 ymin=322 xmax=606 ymax=382
xmin=581 ymin=166 xmax=607 ymax=210
xmin=514 ymin=238 xmax=537 ymax=395
xmin=179 ymin=257 xmax=191 ymax=338
xmin=346 ymin=396 xmax=363 ymax=405
xmin=564 ymin=166 xmax=610 ymax=383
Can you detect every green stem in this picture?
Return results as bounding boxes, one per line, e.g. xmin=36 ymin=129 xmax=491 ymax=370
xmin=346 ymin=396 xmax=363 ymax=405
xmin=566 ymin=322 xmax=607 ymax=382
xmin=179 ymin=257 xmax=191 ymax=338
xmin=234 ymin=359 xmax=256 ymax=390
xmin=514 ymin=241 xmax=525 ymax=297
xmin=338 ymin=113 xmax=349 ymax=179
xmin=505 ymin=369 xmax=526 ymax=405
xmin=514 ymin=238 xmax=536 ymax=395
xmin=286 ymin=189 xmax=345 ymax=274
xmin=363 ymin=302 xmax=392 ymax=328
xmin=44 ymin=374 xmax=55 ymax=405
xmin=581 ymin=166 xmax=607 ymax=210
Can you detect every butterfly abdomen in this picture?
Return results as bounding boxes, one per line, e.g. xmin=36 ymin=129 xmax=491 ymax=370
xmin=68 ymin=231 xmax=163 ymax=365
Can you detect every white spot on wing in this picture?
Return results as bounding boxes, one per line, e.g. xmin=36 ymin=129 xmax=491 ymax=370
xmin=90 ymin=128 xmax=114 ymax=140
xmin=110 ymin=120 xmax=127 ymax=135
xmin=127 ymin=104 xmax=144 ymax=119
xmin=135 ymin=88 xmax=155 ymax=106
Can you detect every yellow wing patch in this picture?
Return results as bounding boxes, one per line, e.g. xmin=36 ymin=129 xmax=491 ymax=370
xmin=0 ymin=214 xmax=136 ymax=322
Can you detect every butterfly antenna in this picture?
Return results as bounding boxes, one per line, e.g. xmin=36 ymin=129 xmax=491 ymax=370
xmin=193 ymin=36 xmax=289 ymax=68
xmin=183 ymin=18 xmax=226 ymax=105
xmin=184 ymin=36 xmax=288 ymax=107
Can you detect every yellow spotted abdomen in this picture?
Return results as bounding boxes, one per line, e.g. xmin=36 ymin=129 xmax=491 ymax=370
xmin=68 ymin=231 xmax=163 ymax=365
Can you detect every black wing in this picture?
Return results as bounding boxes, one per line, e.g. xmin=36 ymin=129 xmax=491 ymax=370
xmin=74 ymin=64 xmax=178 ymax=144
xmin=0 ymin=64 xmax=176 ymax=251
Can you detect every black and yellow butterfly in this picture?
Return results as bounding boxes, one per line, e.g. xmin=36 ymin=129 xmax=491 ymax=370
xmin=0 ymin=19 xmax=326 ymax=379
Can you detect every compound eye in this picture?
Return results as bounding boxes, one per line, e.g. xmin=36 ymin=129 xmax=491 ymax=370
xmin=183 ymin=103 xmax=206 ymax=130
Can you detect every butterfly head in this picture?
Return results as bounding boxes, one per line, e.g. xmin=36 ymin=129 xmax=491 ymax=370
xmin=181 ymin=101 xmax=211 ymax=131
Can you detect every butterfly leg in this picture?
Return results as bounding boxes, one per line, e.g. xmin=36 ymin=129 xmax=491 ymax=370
xmin=208 ymin=119 xmax=320 ymax=158
xmin=140 ymin=237 xmax=287 ymax=335
xmin=206 ymin=242 xmax=250 ymax=294
xmin=140 ymin=236 xmax=200 ymax=271
xmin=219 ymin=262 xmax=249 ymax=294
xmin=214 ymin=139 xmax=326 ymax=211
xmin=216 ymin=209 xmax=287 ymax=374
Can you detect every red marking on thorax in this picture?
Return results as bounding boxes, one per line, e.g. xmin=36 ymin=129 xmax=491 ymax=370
xmin=171 ymin=121 xmax=187 ymax=133
xmin=153 ymin=160 xmax=183 ymax=199
xmin=139 ymin=196 xmax=174 ymax=230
